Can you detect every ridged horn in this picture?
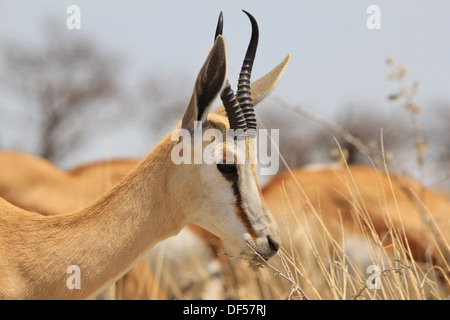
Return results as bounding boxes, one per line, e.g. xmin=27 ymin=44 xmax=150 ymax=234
xmin=237 ymin=10 xmax=258 ymax=133
xmin=221 ymin=83 xmax=247 ymax=132
xmin=215 ymin=11 xmax=247 ymax=133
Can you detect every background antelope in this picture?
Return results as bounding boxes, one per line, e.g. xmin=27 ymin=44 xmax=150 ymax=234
xmin=0 ymin=11 xmax=286 ymax=299
xmin=263 ymin=164 xmax=450 ymax=266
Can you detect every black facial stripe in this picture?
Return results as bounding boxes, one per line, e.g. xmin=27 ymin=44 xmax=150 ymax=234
xmin=232 ymin=182 xmax=258 ymax=240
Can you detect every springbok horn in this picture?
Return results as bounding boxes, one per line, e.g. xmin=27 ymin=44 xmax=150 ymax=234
xmin=212 ymin=54 xmax=291 ymax=117
xmin=237 ymin=10 xmax=258 ymax=135
xmin=214 ymin=11 xmax=223 ymax=41
xmin=215 ymin=11 xmax=247 ymax=133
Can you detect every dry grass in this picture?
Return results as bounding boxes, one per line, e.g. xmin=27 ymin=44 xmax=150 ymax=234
xmin=216 ymin=161 xmax=449 ymax=300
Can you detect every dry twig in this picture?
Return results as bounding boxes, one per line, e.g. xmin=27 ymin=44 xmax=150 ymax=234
xmin=220 ymin=244 xmax=310 ymax=300
xmin=352 ymin=259 xmax=411 ymax=300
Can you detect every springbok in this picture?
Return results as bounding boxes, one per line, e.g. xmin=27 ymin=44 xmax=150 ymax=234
xmin=0 ymin=11 xmax=287 ymax=299
xmin=0 ymin=12 xmax=291 ymax=299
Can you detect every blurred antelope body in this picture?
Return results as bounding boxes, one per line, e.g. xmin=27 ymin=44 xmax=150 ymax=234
xmin=262 ymin=164 xmax=450 ymax=270
xmin=0 ymin=152 xmax=135 ymax=215
xmin=0 ymin=11 xmax=288 ymax=299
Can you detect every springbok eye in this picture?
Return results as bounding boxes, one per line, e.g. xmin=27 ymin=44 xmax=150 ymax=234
xmin=217 ymin=163 xmax=237 ymax=175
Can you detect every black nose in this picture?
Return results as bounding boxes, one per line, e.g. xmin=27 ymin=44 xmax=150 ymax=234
xmin=267 ymin=235 xmax=280 ymax=253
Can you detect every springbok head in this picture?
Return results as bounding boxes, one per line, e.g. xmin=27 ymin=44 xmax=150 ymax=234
xmin=173 ymin=11 xmax=289 ymax=259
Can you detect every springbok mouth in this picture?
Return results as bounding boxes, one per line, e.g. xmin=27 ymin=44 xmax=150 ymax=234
xmin=245 ymin=241 xmax=277 ymax=261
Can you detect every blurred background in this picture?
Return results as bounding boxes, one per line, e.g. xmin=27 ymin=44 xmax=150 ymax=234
xmin=0 ymin=1 xmax=449 ymax=190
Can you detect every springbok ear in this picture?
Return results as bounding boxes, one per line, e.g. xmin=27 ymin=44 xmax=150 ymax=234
xmin=212 ymin=54 xmax=291 ymax=116
xmin=182 ymin=36 xmax=228 ymax=131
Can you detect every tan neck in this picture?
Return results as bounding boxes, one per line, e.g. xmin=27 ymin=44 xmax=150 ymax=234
xmin=0 ymin=135 xmax=186 ymax=299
